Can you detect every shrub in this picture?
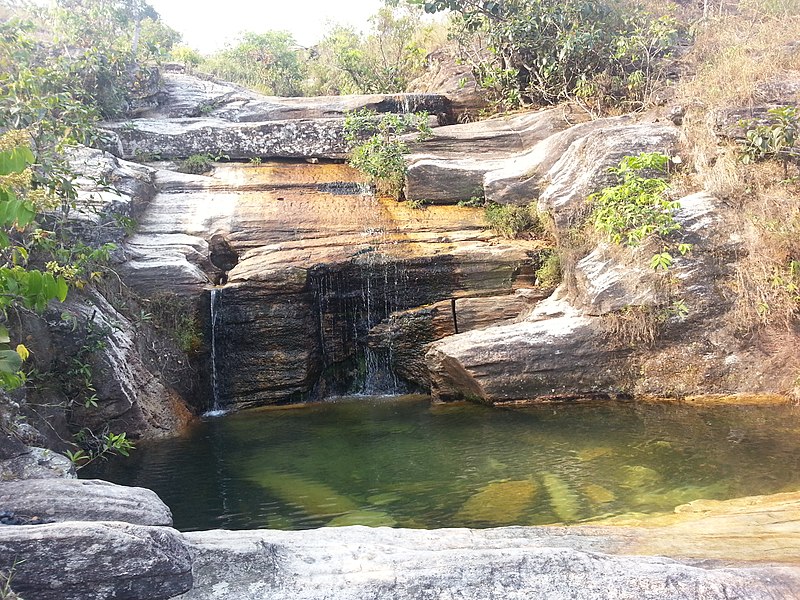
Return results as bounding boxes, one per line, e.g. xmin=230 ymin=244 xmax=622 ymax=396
xmin=181 ymin=153 xmax=215 ymax=175
xmin=484 ymin=202 xmax=541 ymax=238
xmin=589 ymin=152 xmax=688 ymax=270
xmin=343 ymin=109 xmax=431 ymax=198
xmin=535 ymin=251 xmax=562 ymax=288
xmin=739 ymin=106 xmax=799 ymax=176
xmin=422 ymin=0 xmax=678 ymax=111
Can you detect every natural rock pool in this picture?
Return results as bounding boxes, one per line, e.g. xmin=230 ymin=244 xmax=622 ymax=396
xmin=85 ymin=396 xmax=800 ymax=532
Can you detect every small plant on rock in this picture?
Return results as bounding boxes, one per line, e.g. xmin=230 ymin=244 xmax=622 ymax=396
xmin=739 ymin=106 xmax=799 ymax=177
xmin=589 ymin=152 xmax=687 ymax=270
xmin=181 ymin=153 xmax=215 ymax=175
xmin=343 ymin=109 xmax=431 ymax=198
xmin=484 ymin=202 xmax=542 ymax=238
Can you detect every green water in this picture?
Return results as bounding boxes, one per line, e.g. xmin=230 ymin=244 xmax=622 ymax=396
xmin=85 ymin=396 xmax=800 ymax=532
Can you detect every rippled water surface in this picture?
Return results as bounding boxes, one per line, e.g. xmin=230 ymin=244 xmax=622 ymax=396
xmin=85 ymin=396 xmax=800 ymax=532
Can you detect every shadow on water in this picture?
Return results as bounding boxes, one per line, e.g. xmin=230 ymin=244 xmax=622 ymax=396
xmin=85 ymin=397 xmax=800 ymax=532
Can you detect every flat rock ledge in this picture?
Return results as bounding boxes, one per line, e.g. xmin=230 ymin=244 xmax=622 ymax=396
xmin=178 ymin=524 xmax=800 ymax=600
xmin=2 ymin=489 xmax=799 ymax=600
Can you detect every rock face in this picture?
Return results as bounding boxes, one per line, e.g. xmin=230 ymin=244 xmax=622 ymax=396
xmin=411 ymin=110 xmax=795 ymax=404
xmin=119 ymin=158 xmax=549 ymax=408
xmin=0 ymin=479 xmax=172 ymax=526
xmin=40 ymin=290 xmax=194 ymax=438
xmin=177 ymin=522 xmax=800 ymax=600
xmin=404 ymin=108 xmax=582 ymax=203
xmin=102 ymin=72 xmax=451 ymax=161
xmin=0 ymin=522 xmax=192 ymax=600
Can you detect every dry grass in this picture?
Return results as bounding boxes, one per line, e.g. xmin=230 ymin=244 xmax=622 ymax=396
xmin=681 ymin=10 xmax=800 ymax=109
xmin=727 ymin=166 xmax=800 ymax=331
xmin=670 ymin=1 xmax=800 ymax=334
xmin=598 ymin=305 xmax=662 ymax=348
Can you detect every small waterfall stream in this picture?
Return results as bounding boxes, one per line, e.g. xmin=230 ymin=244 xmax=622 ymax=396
xmin=204 ymin=287 xmax=226 ymax=417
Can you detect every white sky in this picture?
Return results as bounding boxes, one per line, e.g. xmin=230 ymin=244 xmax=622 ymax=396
xmin=148 ymin=0 xmax=386 ymax=54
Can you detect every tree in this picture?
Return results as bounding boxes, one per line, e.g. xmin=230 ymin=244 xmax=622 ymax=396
xmin=307 ymin=6 xmax=431 ymax=95
xmin=204 ymin=31 xmax=306 ymax=96
xmin=415 ymin=0 xmax=677 ymax=111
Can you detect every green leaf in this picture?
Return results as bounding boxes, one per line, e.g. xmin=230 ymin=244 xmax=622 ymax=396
xmin=0 ymin=350 xmax=23 ymax=373
xmin=0 ymin=325 xmax=10 ymax=345
xmin=56 ymin=276 xmax=69 ymax=302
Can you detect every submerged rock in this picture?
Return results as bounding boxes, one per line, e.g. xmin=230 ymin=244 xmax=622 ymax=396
xmin=455 ymin=478 xmax=538 ymax=525
xmin=246 ymin=469 xmax=358 ymax=517
xmin=327 ymin=510 xmax=397 ymax=527
xmin=541 ymin=472 xmax=583 ymax=522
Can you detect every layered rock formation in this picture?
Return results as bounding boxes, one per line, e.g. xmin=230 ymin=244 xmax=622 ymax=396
xmin=118 ymin=159 xmax=547 ymax=408
xmin=102 ymin=72 xmax=451 ymax=161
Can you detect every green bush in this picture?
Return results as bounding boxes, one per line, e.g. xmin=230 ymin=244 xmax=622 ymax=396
xmin=421 ymin=0 xmax=678 ymax=111
xmin=589 ymin=152 xmax=689 ymax=271
xmin=739 ymin=105 xmax=799 ymax=176
xmin=181 ymin=153 xmax=215 ymax=174
xmin=343 ymin=109 xmax=431 ymax=198
xmin=535 ymin=251 xmax=562 ymax=288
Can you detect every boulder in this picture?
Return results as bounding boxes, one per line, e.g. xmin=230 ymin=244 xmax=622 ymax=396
xmin=408 ymin=48 xmax=488 ymax=119
xmin=0 ymin=447 xmax=75 ymax=482
xmin=0 ymin=479 xmax=172 ymax=526
xmin=426 ymin=294 xmax=630 ymax=402
xmin=101 ymin=117 xmax=352 ymax=161
xmin=404 ymin=108 xmax=573 ymax=203
xmin=537 ymin=122 xmax=680 ymax=233
xmin=368 ymin=289 xmax=546 ymax=387
xmin=0 ymin=522 xmax=192 ymax=600
xmin=141 ymin=72 xmax=452 ymax=123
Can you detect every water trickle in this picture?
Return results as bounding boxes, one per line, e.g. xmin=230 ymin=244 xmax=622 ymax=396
xmin=310 ymin=250 xmax=410 ymax=397
xmin=204 ymin=287 xmax=226 ymax=417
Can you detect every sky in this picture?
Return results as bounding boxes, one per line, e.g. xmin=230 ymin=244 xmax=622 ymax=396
xmin=148 ymin=0 xmax=386 ymax=54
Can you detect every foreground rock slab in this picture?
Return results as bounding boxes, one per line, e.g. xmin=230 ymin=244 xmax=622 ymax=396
xmin=177 ymin=525 xmax=800 ymax=600
xmin=0 ymin=521 xmax=192 ymax=600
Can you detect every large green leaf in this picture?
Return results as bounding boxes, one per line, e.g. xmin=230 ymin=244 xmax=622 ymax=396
xmin=0 ymin=350 xmax=23 ymax=374
xmin=0 ymin=146 xmax=34 ymax=176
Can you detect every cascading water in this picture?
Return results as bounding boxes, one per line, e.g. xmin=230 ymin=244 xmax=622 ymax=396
xmin=310 ymin=250 xmax=411 ymax=397
xmin=204 ymin=287 xmax=226 ymax=417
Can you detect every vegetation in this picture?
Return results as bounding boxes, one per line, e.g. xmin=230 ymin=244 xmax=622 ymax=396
xmin=484 ymin=202 xmax=542 ymax=238
xmin=181 ymin=153 xmax=215 ymax=175
xmin=535 ymin=250 xmax=561 ymax=288
xmin=202 ymin=31 xmax=306 ymax=96
xmin=589 ymin=152 xmax=689 ymax=271
xmin=144 ymin=292 xmax=203 ymax=354
xmin=0 ymin=0 xmax=181 ymax=465
xmin=343 ymin=109 xmax=431 ymax=197
xmin=739 ymin=106 xmax=799 ymax=176
xmin=418 ymin=0 xmax=678 ymax=112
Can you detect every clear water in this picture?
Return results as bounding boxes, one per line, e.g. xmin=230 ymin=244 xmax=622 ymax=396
xmin=84 ymin=396 xmax=800 ymax=532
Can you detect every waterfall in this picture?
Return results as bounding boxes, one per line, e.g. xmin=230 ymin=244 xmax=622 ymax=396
xmin=204 ymin=287 xmax=227 ymax=417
